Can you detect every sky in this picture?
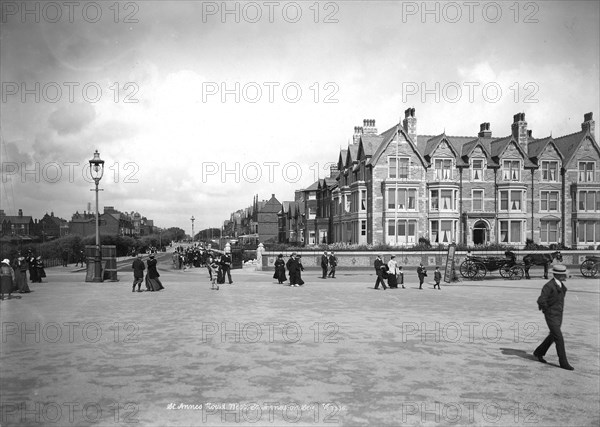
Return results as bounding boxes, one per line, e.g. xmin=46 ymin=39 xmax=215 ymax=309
xmin=1 ymin=0 xmax=599 ymax=235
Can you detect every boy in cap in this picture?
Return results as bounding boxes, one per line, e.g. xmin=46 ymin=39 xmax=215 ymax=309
xmin=533 ymin=264 xmax=574 ymax=371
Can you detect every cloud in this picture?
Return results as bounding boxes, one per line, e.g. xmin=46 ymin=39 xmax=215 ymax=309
xmin=48 ymin=103 xmax=96 ymax=135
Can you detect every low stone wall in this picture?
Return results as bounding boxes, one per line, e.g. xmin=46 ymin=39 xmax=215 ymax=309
xmin=262 ymin=250 xmax=600 ymax=270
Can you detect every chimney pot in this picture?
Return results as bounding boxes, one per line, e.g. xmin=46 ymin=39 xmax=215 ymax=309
xmin=582 ymin=112 xmax=595 ymax=137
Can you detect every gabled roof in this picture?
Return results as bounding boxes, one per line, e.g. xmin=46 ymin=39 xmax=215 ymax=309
xmin=345 ymin=143 xmax=359 ymax=168
xmin=337 ymin=149 xmax=347 ymax=170
xmin=527 ymin=136 xmax=565 ymax=165
xmin=323 ymin=177 xmax=337 ymax=188
xmin=489 ymin=136 xmax=536 ymax=168
xmin=554 ymin=130 xmax=599 ymax=164
xmin=358 ymin=135 xmax=383 ymax=160
xmin=422 ymin=133 xmax=464 ymax=160
xmin=369 ymin=124 xmax=428 ymax=167
xmin=1 ymin=216 xmax=33 ymax=225
xmin=304 ymin=180 xmax=320 ymax=192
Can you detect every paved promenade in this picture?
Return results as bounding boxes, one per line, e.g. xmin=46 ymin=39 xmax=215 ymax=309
xmin=1 ymin=257 xmax=599 ymax=426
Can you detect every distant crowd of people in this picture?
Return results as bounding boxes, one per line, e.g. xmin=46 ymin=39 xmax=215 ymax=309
xmin=171 ymin=244 xmax=233 ymax=290
xmin=0 ymin=251 xmax=46 ymax=300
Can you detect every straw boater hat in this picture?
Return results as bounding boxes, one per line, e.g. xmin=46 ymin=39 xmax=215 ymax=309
xmin=1 ymin=259 xmax=9 ymax=264
xmin=552 ymin=265 xmax=568 ymax=276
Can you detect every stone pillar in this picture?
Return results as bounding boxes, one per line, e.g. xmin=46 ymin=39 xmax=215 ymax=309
xmin=256 ymin=243 xmax=265 ymax=271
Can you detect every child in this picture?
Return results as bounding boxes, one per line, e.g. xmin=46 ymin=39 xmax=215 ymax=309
xmin=209 ymin=257 xmax=220 ymax=290
xmin=434 ymin=266 xmax=442 ymax=289
xmin=398 ymin=266 xmax=405 ymax=289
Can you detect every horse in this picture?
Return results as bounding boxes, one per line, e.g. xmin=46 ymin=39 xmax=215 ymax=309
xmin=523 ymin=251 xmax=563 ymax=279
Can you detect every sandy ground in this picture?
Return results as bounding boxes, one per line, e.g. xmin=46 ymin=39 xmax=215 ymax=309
xmin=1 ymin=257 xmax=599 ymax=426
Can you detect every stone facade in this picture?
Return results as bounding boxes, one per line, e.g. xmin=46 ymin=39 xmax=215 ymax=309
xmin=309 ymin=110 xmax=599 ymax=249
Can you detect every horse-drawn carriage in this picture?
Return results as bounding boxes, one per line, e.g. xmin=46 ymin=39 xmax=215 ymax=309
xmin=460 ymin=251 xmax=525 ymax=280
xmin=580 ymin=255 xmax=600 ymax=278
xmin=460 ymin=250 xmax=563 ymax=280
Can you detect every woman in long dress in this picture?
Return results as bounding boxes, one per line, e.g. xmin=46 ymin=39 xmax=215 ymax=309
xmin=145 ymin=254 xmax=164 ymax=291
xmin=273 ymin=254 xmax=287 ymax=284
xmin=0 ymin=259 xmax=15 ymax=300
xmin=36 ymin=256 xmax=46 ymax=282
xmin=387 ymin=255 xmax=398 ymax=288
xmin=14 ymin=256 xmax=30 ymax=293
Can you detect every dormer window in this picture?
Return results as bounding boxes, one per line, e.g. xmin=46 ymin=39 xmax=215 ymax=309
xmin=502 ymin=160 xmax=521 ymax=181
xmin=434 ymin=159 xmax=453 ymax=180
xmin=579 ymin=161 xmax=595 ymax=182
xmin=471 ymin=159 xmax=484 ymax=181
xmin=541 ymin=160 xmax=559 ymax=182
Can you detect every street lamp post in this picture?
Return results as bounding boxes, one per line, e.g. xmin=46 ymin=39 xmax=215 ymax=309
xmin=89 ymin=150 xmax=104 ymax=282
xmin=191 ymin=216 xmax=195 ymax=242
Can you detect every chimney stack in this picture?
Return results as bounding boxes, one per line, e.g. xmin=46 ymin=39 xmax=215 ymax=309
xmin=363 ymin=119 xmax=377 ymax=135
xmin=353 ymin=126 xmax=363 ymax=144
xmin=329 ymin=164 xmax=339 ymax=178
xmin=511 ymin=112 xmax=528 ymax=152
xmin=402 ymin=108 xmax=417 ymax=143
xmin=478 ymin=122 xmax=492 ymax=138
xmin=582 ymin=112 xmax=595 ymax=138
xmin=18 ymin=209 xmax=23 ymax=217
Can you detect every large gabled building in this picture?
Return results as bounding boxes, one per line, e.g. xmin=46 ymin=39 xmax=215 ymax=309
xmin=311 ymin=110 xmax=599 ymax=249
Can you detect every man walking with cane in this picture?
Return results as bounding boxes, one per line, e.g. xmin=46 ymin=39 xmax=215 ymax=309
xmin=533 ymin=264 xmax=574 ymax=371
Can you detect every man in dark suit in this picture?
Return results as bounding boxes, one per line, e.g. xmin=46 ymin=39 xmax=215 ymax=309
xmin=287 ymin=253 xmax=300 ymax=286
xmin=320 ymin=251 xmax=329 ymax=279
xmin=222 ymin=252 xmax=233 ymax=284
xmin=533 ymin=264 xmax=574 ymax=371
xmin=327 ymin=252 xmax=338 ymax=278
xmin=131 ymin=253 xmax=145 ymax=293
xmin=374 ymin=255 xmax=387 ymax=290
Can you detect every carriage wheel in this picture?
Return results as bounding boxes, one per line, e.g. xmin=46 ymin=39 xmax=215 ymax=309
xmin=580 ymin=260 xmax=598 ymax=278
xmin=460 ymin=260 xmax=478 ymax=279
xmin=509 ymin=266 xmax=524 ymax=280
xmin=499 ymin=265 xmax=512 ymax=278
xmin=474 ymin=262 xmax=487 ymax=280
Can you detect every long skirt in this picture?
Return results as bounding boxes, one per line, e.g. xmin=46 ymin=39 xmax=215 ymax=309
xmin=16 ymin=271 xmax=30 ymax=293
xmin=273 ymin=267 xmax=287 ymax=283
xmin=145 ymin=276 xmax=164 ymax=291
xmin=388 ymin=274 xmax=398 ymax=288
xmin=1 ymin=276 xmax=13 ymax=295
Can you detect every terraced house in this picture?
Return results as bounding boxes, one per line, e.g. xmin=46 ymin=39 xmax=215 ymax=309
xmin=304 ymin=110 xmax=599 ymax=249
